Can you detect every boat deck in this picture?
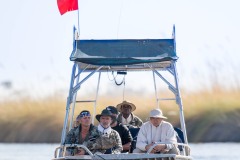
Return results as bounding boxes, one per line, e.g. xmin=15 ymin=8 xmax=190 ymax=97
xmin=53 ymin=153 xmax=191 ymax=160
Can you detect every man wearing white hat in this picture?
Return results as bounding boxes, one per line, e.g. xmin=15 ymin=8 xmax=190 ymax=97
xmin=116 ymin=100 xmax=143 ymax=128
xmin=133 ymin=109 xmax=179 ymax=154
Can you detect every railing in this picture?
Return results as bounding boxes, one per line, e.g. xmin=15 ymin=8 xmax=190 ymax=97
xmin=54 ymin=146 xmax=63 ymax=158
xmin=54 ymin=144 xmax=93 ymax=158
xmin=146 ymin=142 xmax=191 ymax=156
xmin=54 ymin=142 xmax=191 ymax=159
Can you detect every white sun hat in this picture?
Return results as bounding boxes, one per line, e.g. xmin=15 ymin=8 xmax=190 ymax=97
xmin=149 ymin=109 xmax=167 ymax=119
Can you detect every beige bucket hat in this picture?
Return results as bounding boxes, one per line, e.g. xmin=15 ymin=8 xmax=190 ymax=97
xmin=149 ymin=109 xmax=167 ymax=119
xmin=116 ymin=100 xmax=136 ymax=112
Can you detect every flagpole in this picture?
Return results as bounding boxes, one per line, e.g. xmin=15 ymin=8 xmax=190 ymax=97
xmin=77 ymin=0 xmax=80 ymax=39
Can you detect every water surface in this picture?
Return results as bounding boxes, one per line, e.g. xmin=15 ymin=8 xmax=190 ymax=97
xmin=0 ymin=143 xmax=239 ymax=160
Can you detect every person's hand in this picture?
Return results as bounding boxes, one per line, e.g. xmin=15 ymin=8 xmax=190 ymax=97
xmin=123 ymin=142 xmax=131 ymax=151
xmin=145 ymin=143 xmax=155 ymax=153
xmin=75 ymin=148 xmax=85 ymax=155
xmin=153 ymin=144 xmax=166 ymax=153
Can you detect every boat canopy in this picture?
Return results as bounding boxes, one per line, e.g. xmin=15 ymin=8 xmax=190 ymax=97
xmin=70 ymin=39 xmax=178 ymax=66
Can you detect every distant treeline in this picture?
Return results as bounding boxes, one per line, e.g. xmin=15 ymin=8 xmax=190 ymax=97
xmin=0 ymin=89 xmax=240 ymax=143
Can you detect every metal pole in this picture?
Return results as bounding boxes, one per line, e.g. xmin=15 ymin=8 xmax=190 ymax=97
xmin=60 ymin=63 xmax=77 ymax=145
xmin=152 ymin=71 xmax=159 ymax=109
xmin=93 ymin=72 xmax=101 ymax=124
xmin=69 ymin=65 xmax=81 ymax=130
xmin=72 ymin=66 xmax=103 ymax=93
xmin=147 ymin=64 xmax=176 ymax=94
xmin=77 ymin=0 xmax=80 ymax=37
xmin=172 ymin=62 xmax=189 ymax=144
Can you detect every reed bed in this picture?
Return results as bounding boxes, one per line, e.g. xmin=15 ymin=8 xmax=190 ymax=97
xmin=0 ymin=88 xmax=240 ymax=142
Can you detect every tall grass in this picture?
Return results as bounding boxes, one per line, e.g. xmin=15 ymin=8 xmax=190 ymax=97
xmin=0 ymin=88 xmax=240 ymax=142
xmin=182 ymin=88 xmax=240 ymax=116
xmin=0 ymin=97 xmax=65 ymax=142
xmin=181 ymin=88 xmax=240 ymax=142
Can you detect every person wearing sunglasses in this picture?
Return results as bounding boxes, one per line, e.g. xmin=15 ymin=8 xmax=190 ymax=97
xmin=64 ymin=110 xmax=101 ymax=155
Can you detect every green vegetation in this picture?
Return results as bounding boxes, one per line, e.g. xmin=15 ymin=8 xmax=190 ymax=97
xmin=0 ymin=88 xmax=240 ymax=143
xmin=182 ymin=89 xmax=240 ymax=142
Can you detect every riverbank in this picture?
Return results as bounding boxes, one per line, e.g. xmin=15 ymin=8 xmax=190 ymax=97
xmin=0 ymin=89 xmax=240 ymax=143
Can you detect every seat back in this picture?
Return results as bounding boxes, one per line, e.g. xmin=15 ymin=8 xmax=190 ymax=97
xmin=174 ymin=127 xmax=185 ymax=143
xmin=128 ymin=127 xmax=140 ymax=153
xmin=129 ymin=127 xmax=140 ymax=140
xmin=174 ymin=127 xmax=185 ymax=151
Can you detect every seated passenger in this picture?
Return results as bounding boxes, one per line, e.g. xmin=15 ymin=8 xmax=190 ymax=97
xmin=106 ymin=106 xmax=133 ymax=153
xmin=64 ymin=110 xmax=101 ymax=155
xmin=133 ymin=109 xmax=179 ymax=154
xmin=95 ymin=109 xmax=123 ymax=154
xmin=116 ymin=101 xmax=143 ymax=128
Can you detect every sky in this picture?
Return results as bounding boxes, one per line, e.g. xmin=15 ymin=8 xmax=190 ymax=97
xmin=1 ymin=0 xmax=240 ymax=100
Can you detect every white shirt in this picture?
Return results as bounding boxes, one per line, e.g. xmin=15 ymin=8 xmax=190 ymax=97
xmin=121 ymin=115 xmax=132 ymax=125
xmin=136 ymin=121 xmax=177 ymax=151
xmin=97 ymin=124 xmax=112 ymax=135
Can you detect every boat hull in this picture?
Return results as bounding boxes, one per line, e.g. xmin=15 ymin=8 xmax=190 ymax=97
xmin=52 ymin=153 xmax=192 ymax=160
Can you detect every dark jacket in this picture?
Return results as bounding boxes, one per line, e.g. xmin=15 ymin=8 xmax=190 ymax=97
xmin=112 ymin=122 xmax=133 ymax=152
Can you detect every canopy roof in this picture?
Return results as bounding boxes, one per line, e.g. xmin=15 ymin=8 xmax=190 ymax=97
xmin=70 ymin=39 xmax=177 ymax=66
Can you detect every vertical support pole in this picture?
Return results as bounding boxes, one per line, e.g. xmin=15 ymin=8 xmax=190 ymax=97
xmin=152 ymin=71 xmax=159 ymax=109
xmin=69 ymin=64 xmax=81 ymax=130
xmin=172 ymin=25 xmax=188 ymax=144
xmin=69 ymin=94 xmax=77 ymax=130
xmin=93 ymin=71 xmax=101 ymax=124
xmin=77 ymin=0 xmax=80 ymax=37
xmin=60 ymin=63 xmax=77 ymax=145
xmin=172 ymin=25 xmax=176 ymax=51
xmin=172 ymin=62 xmax=188 ymax=144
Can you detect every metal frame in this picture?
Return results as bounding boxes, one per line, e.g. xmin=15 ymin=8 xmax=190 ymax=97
xmin=60 ymin=60 xmax=189 ymax=145
xmin=57 ymin=26 xmax=190 ymax=159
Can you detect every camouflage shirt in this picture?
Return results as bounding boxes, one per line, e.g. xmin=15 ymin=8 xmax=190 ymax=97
xmin=94 ymin=129 xmax=123 ymax=154
xmin=117 ymin=113 xmax=143 ymax=128
xmin=64 ymin=124 xmax=101 ymax=154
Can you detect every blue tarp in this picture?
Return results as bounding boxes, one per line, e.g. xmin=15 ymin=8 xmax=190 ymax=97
xmin=70 ymin=39 xmax=177 ymax=65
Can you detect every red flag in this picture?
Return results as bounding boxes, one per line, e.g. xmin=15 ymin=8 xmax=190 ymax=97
xmin=57 ymin=0 xmax=78 ymax=15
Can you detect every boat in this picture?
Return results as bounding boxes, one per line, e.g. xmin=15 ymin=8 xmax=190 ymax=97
xmin=52 ymin=24 xmax=192 ymax=159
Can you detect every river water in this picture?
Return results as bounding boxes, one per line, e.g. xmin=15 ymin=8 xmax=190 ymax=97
xmin=0 ymin=143 xmax=239 ymax=160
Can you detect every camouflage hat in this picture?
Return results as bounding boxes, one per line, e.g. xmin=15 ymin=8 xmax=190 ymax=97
xmin=96 ymin=109 xmax=116 ymax=122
